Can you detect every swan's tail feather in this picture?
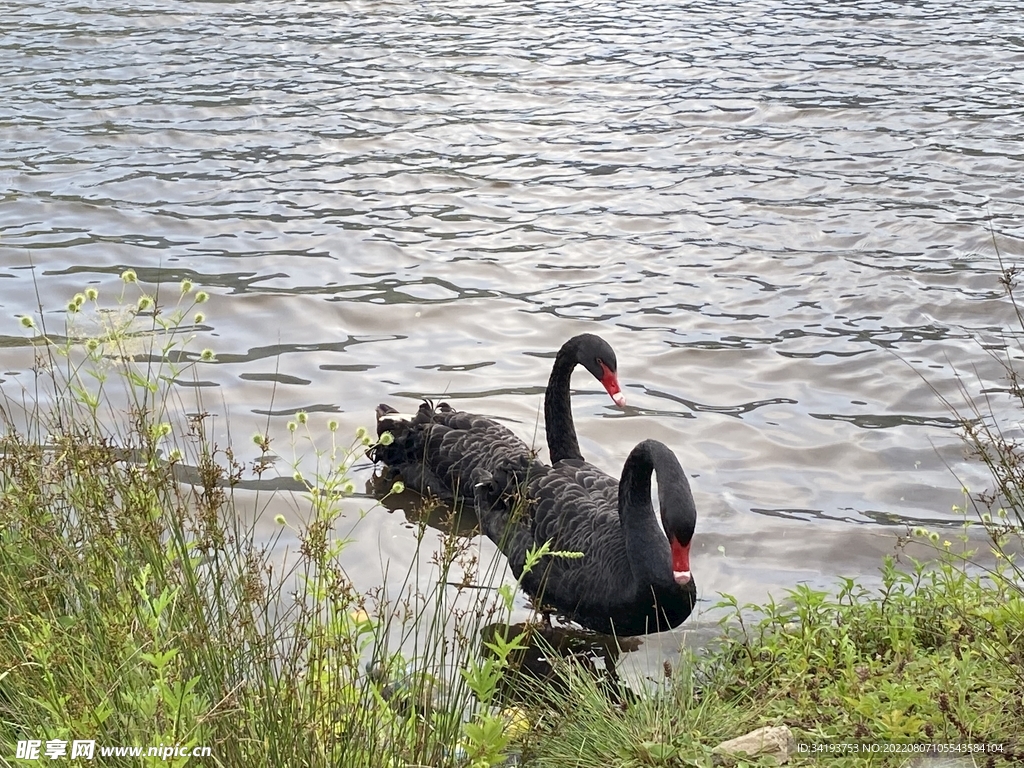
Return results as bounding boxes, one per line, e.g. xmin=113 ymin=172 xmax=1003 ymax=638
xmin=368 ymin=402 xmax=416 ymax=465
xmin=369 ymin=401 xmax=457 ymax=500
xmin=374 ymin=402 xmax=418 ymax=435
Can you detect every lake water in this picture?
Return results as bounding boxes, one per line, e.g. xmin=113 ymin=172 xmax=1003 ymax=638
xmin=2 ymin=0 xmax=1023 ymax=663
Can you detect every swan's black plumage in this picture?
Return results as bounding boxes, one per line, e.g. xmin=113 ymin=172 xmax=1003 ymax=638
xmin=474 ymin=440 xmax=697 ymax=636
xmin=370 ymin=334 xmax=697 ymax=636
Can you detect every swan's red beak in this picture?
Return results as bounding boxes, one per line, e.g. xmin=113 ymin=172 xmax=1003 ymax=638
xmin=671 ymin=538 xmax=691 ymax=586
xmin=598 ymin=362 xmax=626 ymax=407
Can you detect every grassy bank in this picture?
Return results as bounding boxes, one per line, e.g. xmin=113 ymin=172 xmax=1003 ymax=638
xmin=1 ymin=279 xmax=1022 ymax=766
xmin=521 ymin=550 xmax=1023 ymax=767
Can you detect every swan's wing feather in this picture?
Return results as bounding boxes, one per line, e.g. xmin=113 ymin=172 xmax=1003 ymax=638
xmin=480 ymin=462 xmax=629 ymax=609
xmin=373 ymin=401 xmax=533 ymax=505
xmin=550 ymin=459 xmax=620 ymax=509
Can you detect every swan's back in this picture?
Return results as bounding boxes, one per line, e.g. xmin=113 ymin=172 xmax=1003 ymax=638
xmin=371 ymin=401 xmax=534 ymax=505
xmin=481 ymin=459 xmax=629 ymax=588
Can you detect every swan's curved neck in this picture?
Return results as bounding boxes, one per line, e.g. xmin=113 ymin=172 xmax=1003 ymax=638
xmin=545 ymin=345 xmax=583 ymax=463
xmin=618 ymin=440 xmax=696 ymax=588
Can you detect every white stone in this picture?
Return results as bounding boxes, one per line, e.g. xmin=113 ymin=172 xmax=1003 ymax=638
xmin=712 ymin=726 xmax=796 ymax=764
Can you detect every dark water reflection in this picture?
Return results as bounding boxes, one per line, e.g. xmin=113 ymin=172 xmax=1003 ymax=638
xmin=2 ymin=0 xmax=1024 ymax=662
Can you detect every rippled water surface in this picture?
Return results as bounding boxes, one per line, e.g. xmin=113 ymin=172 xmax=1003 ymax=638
xmin=3 ymin=0 xmax=1024 ymax=657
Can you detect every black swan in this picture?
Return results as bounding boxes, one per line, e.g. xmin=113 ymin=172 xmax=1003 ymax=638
xmin=473 ymin=439 xmax=696 ymax=636
xmin=371 ymin=333 xmax=625 ymax=507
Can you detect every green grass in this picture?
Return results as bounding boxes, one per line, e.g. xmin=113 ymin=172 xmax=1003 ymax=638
xmin=2 ymin=276 xmax=1022 ymax=767
xmin=514 ymin=546 xmax=1022 ymax=767
xmin=0 ymin=277 xmax=526 ymax=767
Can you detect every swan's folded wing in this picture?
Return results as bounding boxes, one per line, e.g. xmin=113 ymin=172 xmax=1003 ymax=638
xmin=509 ymin=463 xmax=632 ymax=614
xmin=376 ymin=402 xmax=535 ymax=504
xmin=551 ymin=459 xmax=619 ymax=509
xmin=426 ymin=412 xmax=532 ymax=492
xmin=525 ymin=465 xmax=616 ymax=553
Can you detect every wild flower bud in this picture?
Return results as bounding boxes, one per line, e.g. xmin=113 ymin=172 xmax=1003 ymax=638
xmin=274 ymin=514 xmax=287 ymax=525
xmin=199 ymin=348 xmax=215 ymax=361
xmin=297 ymin=411 xmax=308 ymax=425
xmin=328 ymin=419 xmax=339 ymax=432
xmin=378 ymin=431 xmax=394 ymax=446
xmin=180 ymin=279 xmax=193 ymax=294
xmin=85 ymin=287 xmax=98 ymax=301
xmin=195 ymin=291 xmax=209 ymax=304
xmin=121 ymin=269 xmax=138 ymax=283
xmin=194 ymin=312 xmax=205 ymax=324
xmin=20 ymin=316 xmax=34 ymax=329
xmin=391 ymin=480 xmax=405 ymax=494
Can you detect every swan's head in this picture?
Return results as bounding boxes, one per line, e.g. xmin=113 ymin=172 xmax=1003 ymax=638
xmin=571 ymin=333 xmax=626 ymax=407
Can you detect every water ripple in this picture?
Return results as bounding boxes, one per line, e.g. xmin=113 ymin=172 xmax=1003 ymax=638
xmin=3 ymin=0 xmax=1023 ymax=625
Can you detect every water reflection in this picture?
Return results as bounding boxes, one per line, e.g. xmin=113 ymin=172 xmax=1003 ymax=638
xmin=369 ymin=473 xmax=482 ymax=539
xmin=480 ymin=621 xmax=640 ymax=707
